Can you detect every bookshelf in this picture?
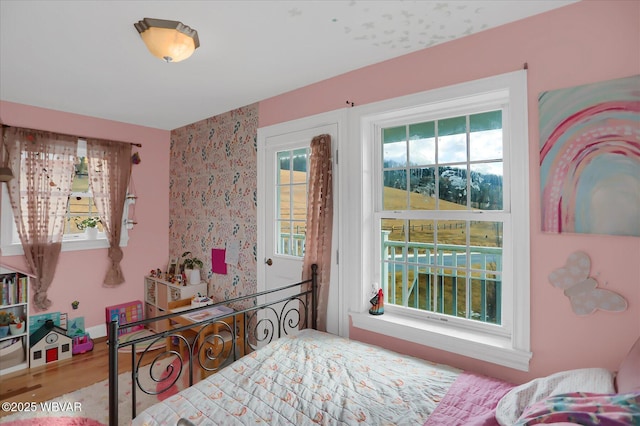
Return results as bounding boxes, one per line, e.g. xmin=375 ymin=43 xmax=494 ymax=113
xmin=0 ymin=265 xmax=31 ymax=375
xmin=144 ymin=276 xmax=207 ymax=332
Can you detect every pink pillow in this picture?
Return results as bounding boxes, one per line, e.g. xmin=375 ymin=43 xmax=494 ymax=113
xmin=616 ymin=336 xmax=640 ymax=393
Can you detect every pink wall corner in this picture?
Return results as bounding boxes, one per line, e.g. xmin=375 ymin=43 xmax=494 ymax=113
xmin=259 ymin=0 xmax=640 ymax=383
xmin=0 ymin=101 xmax=171 ymax=332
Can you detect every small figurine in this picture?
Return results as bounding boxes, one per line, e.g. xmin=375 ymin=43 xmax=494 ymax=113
xmin=149 ymin=269 xmax=156 ymax=277
xmin=369 ymin=288 xmax=384 ymax=315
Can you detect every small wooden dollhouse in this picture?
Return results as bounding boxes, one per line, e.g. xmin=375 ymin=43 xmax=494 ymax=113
xmin=29 ymin=319 xmax=72 ymax=368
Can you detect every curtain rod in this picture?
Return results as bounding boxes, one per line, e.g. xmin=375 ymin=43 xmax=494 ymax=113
xmin=1 ymin=124 xmax=142 ymax=148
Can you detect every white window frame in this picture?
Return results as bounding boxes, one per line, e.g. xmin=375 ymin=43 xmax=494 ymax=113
xmin=0 ymin=141 xmax=131 ymax=255
xmin=348 ymin=70 xmax=531 ymax=371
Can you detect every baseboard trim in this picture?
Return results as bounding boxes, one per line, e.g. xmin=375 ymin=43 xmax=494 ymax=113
xmin=86 ymin=323 xmax=107 ymax=339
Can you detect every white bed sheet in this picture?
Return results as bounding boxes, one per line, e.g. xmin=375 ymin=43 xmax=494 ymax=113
xmin=133 ymin=329 xmax=461 ymax=426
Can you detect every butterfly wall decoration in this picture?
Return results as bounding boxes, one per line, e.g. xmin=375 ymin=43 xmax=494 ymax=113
xmin=548 ymin=251 xmax=627 ymax=315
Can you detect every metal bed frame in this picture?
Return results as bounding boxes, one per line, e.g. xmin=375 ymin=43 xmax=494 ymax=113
xmin=107 ymin=264 xmax=317 ymax=426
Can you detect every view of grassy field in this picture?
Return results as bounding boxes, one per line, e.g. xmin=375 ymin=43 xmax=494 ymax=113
xmin=278 ymin=169 xmax=501 ymax=323
xmin=382 ymin=186 xmax=502 ymax=247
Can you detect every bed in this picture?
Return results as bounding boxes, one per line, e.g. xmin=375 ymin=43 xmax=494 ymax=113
xmin=108 ymin=265 xmax=640 ymax=426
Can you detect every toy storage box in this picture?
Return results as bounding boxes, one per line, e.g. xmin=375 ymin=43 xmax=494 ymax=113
xmin=0 ymin=338 xmax=25 ymax=369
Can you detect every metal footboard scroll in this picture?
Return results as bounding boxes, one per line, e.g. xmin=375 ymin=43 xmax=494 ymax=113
xmin=107 ymin=264 xmax=317 ymax=426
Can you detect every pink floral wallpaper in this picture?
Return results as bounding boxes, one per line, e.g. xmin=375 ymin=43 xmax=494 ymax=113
xmin=169 ymin=104 xmax=258 ymax=306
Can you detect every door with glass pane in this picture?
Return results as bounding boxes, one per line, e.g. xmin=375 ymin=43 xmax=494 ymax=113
xmin=260 ymin=122 xmax=339 ymax=337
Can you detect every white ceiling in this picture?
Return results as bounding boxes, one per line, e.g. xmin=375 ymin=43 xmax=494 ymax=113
xmin=0 ymin=0 xmax=575 ymax=131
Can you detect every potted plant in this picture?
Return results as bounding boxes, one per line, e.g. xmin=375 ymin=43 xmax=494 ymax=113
xmin=0 ymin=311 xmax=15 ymax=337
xmin=75 ymin=216 xmax=101 ymax=239
xmin=181 ymin=251 xmax=203 ymax=285
xmin=9 ymin=316 xmax=24 ymax=335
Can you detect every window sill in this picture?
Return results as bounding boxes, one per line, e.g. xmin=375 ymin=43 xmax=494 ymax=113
xmin=1 ymin=237 xmax=116 ymax=256
xmin=350 ymin=311 xmax=532 ymax=371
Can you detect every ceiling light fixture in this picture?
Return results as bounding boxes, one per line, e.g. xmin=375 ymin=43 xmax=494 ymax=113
xmin=134 ymin=18 xmax=200 ymax=63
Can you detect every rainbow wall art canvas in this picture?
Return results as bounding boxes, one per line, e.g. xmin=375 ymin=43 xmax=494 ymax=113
xmin=539 ymin=74 xmax=640 ymax=236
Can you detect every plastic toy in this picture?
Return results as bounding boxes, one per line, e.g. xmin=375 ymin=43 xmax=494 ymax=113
xmin=72 ymin=333 xmax=94 ymax=355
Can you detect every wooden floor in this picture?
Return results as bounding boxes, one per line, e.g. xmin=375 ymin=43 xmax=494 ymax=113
xmin=0 ymin=337 xmax=138 ymax=419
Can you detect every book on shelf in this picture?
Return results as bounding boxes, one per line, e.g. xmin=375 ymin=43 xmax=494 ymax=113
xmin=1 ymin=274 xmax=28 ymax=306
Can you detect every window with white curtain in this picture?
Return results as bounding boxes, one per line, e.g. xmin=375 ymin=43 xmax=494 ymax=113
xmin=0 ymin=140 xmax=131 ymax=255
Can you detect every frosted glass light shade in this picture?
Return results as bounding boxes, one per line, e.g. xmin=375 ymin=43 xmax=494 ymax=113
xmin=134 ymin=18 xmax=200 ymax=63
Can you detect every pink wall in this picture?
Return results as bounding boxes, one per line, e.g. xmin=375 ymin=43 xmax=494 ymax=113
xmin=0 ymin=101 xmax=171 ymax=331
xmin=259 ymin=1 xmax=640 ymax=383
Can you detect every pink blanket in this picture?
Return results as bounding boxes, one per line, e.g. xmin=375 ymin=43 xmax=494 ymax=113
xmin=424 ymin=371 xmax=514 ymax=426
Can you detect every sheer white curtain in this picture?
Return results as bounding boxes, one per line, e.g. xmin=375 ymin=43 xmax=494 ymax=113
xmin=86 ymin=139 xmax=132 ymax=286
xmin=3 ymin=127 xmax=77 ymax=310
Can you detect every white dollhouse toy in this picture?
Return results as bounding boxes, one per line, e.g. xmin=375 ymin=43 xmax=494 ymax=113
xmin=29 ymin=319 xmax=72 ymax=368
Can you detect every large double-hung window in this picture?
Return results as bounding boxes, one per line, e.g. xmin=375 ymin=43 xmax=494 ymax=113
xmin=380 ymin=110 xmax=505 ymax=324
xmin=351 ymin=71 xmax=531 ymax=370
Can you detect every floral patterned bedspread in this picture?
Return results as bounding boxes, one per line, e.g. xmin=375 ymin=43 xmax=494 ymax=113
xmin=133 ymin=329 xmax=460 ymax=425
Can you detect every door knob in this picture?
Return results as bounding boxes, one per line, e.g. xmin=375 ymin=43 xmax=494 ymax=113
xmin=265 ymin=258 xmax=273 ymax=266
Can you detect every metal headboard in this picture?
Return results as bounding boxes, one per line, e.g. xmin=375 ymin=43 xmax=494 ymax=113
xmin=107 ymin=264 xmax=317 ymax=426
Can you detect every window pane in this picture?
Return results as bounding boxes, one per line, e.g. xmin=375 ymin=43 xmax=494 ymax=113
xmin=409 ymin=167 xmax=436 ymax=210
xmin=383 ymin=169 xmax=407 ymax=210
xmin=291 ymin=220 xmax=306 ymax=257
xmin=383 ymin=126 xmax=407 ymax=143
xmin=292 ymin=184 xmax=307 ymax=221
xmin=438 ymin=166 xmax=468 ymax=209
xmin=470 ymin=277 xmax=501 ymax=324
xmin=409 ymin=268 xmax=430 ymax=310
xmin=292 ymin=148 xmax=308 ymax=173
xmin=277 ymin=151 xmax=290 ymax=185
xmin=382 ymin=220 xmax=406 ymax=263
xmin=429 ymin=268 xmax=466 ymax=316
xmin=409 ymin=121 xmax=435 ymax=166
xmin=409 ymin=121 xmax=435 ymax=140
xmin=408 ymin=219 xmax=433 ymax=310
xmin=438 ymin=116 xmax=467 ymax=165
xmin=463 ymin=224 xmax=502 ymax=271
xmin=277 ymin=220 xmax=291 ymax=254
xmin=435 ymin=221 xmax=466 ymax=265
xmin=470 ymin=128 xmax=502 ymax=162
xmin=383 ymin=127 xmax=407 ymax=167
xmin=438 ymin=132 xmax=467 ymax=164
xmin=469 ymin=110 xmax=502 ymax=132
xmin=448 ymin=268 xmax=467 ymax=319
xmin=407 ymin=219 xmax=434 ymax=265
xmin=72 ymin=157 xmax=89 ymax=191
xmin=439 ymin=116 xmax=467 ymax=136
xmin=384 ymin=261 xmax=406 ymax=306
xmin=470 ymin=163 xmax=503 ymax=210
xmin=470 ymin=221 xmax=503 ymax=251
xmin=277 ymin=183 xmax=290 ymax=219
